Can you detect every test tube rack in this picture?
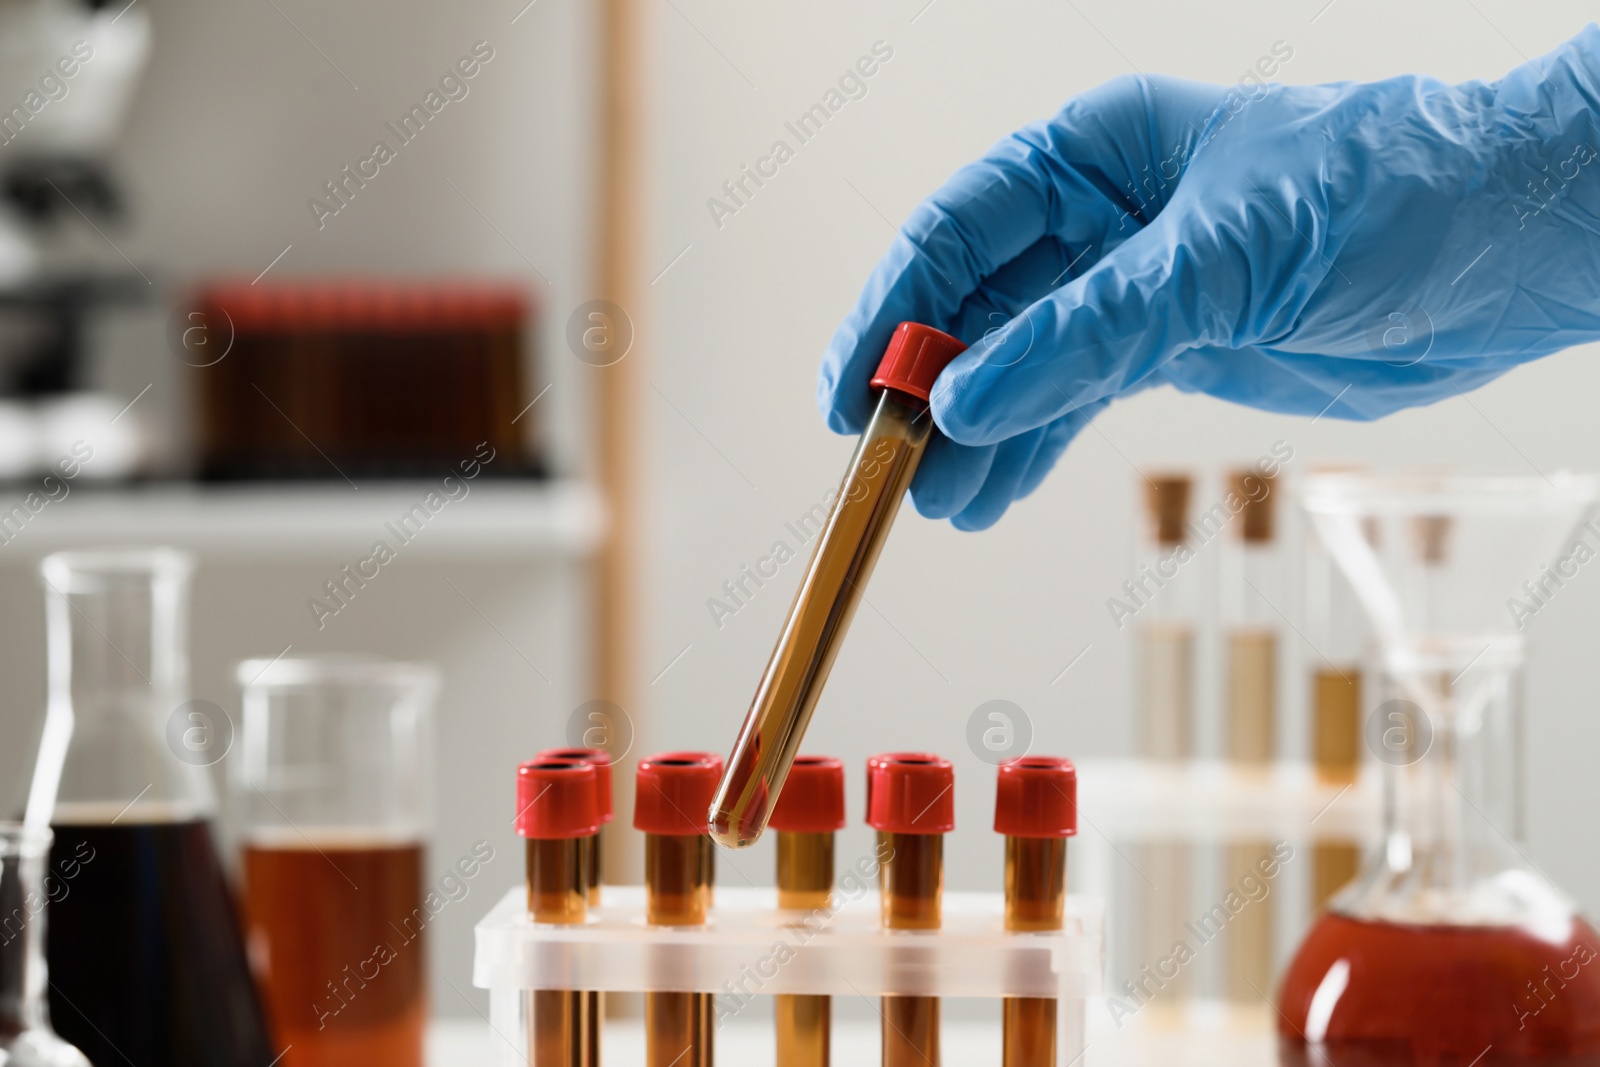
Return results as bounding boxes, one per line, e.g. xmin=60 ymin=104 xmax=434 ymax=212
xmin=472 ymin=884 xmax=1104 ymax=1064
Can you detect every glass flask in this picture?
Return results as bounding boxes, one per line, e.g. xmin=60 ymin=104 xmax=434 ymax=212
xmin=233 ymin=656 xmax=438 ymax=1067
xmin=1279 ymin=473 xmax=1600 ymax=1066
xmin=34 ymin=549 xmax=274 ymax=1067
xmin=0 ymin=824 xmax=89 ymax=1067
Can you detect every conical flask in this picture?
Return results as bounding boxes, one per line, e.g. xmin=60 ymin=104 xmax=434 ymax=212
xmin=1279 ymin=473 xmax=1600 ymax=1065
xmin=32 ymin=550 xmax=274 ymax=1067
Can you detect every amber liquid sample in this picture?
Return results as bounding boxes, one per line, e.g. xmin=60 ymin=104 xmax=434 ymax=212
xmin=1138 ymin=621 xmax=1194 ymax=1011
xmin=524 ymin=836 xmax=592 ymax=1067
xmin=776 ymin=831 xmax=834 ymax=1067
xmin=646 ymin=833 xmax=712 ymax=1067
xmin=1135 ymin=841 xmax=1194 ymax=1009
xmin=1140 ymin=621 xmax=1194 ymax=760
xmin=240 ymin=835 xmax=426 ymax=1067
xmin=1311 ymin=666 xmax=1362 ymax=910
xmin=712 ymin=390 xmax=934 ymax=849
xmin=1277 ymin=912 xmax=1600 ymax=1065
xmin=1003 ymin=836 xmax=1066 ymax=1067
xmin=881 ymin=832 xmax=942 ymax=1066
xmin=1227 ymin=628 xmax=1277 ymax=765
xmin=50 ymin=817 xmax=275 ymax=1067
xmin=1225 ymin=629 xmax=1276 ymax=1003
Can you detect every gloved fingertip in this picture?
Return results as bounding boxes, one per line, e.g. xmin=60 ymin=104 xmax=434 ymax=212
xmin=949 ymin=505 xmax=1006 ymax=533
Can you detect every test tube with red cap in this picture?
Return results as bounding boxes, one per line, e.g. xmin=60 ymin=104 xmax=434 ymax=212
xmin=711 ymin=324 xmax=968 ymax=850
xmin=868 ymin=753 xmax=956 ymax=1067
xmin=536 ymin=747 xmax=613 ymax=1067
xmin=635 ymin=752 xmax=721 ymax=1067
xmin=768 ymin=755 xmax=846 ymax=1067
xmin=536 ymin=747 xmax=614 ymax=906
xmin=517 ymin=757 xmax=601 ymax=1066
xmin=995 ymin=757 xmax=1078 ymax=1067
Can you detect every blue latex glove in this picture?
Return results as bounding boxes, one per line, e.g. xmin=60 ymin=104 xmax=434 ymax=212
xmin=819 ymin=27 xmax=1600 ymax=530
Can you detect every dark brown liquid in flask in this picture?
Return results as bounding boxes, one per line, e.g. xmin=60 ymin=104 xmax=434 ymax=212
xmin=48 ymin=817 xmax=276 ymax=1067
xmin=711 ymin=324 xmax=967 ymax=848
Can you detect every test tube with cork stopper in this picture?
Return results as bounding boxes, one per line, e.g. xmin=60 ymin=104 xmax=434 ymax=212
xmin=1134 ymin=472 xmax=1197 ymax=1013
xmin=1221 ymin=466 xmax=1280 ymax=1006
xmin=517 ymin=757 xmax=601 ymax=1067
xmin=635 ymin=752 xmax=721 ymax=1067
xmin=768 ymin=755 xmax=846 ymax=1067
xmin=995 ymin=756 xmax=1077 ymax=1067
xmin=867 ymin=753 xmax=955 ymax=1067
xmin=711 ymin=325 xmax=967 ymax=850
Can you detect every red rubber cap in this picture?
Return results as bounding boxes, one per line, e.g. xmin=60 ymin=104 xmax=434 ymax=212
xmin=537 ymin=747 xmax=614 ymax=824
xmin=516 ymin=758 xmax=600 ymax=839
xmin=870 ymin=323 xmax=967 ymax=402
xmin=769 ymin=755 xmax=846 ymax=833
xmin=634 ymin=752 xmax=722 ymax=836
xmin=994 ymin=756 xmax=1078 ymax=838
xmin=866 ymin=753 xmax=955 ymax=834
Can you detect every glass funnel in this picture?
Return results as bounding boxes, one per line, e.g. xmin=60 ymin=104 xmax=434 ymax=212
xmin=1278 ymin=472 xmax=1600 ymax=1066
xmin=33 ymin=550 xmax=274 ymax=1067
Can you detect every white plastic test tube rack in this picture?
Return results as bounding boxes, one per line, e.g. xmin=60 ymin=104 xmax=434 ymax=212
xmin=473 ymin=884 xmax=1104 ymax=1064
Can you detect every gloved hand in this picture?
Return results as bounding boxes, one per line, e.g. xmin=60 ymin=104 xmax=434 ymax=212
xmin=818 ymin=27 xmax=1600 ymax=530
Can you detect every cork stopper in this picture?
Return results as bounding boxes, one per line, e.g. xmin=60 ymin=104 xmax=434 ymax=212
xmin=1230 ymin=469 xmax=1278 ymax=543
xmin=1412 ymin=515 xmax=1452 ymax=564
xmin=1143 ymin=473 xmax=1192 ymax=546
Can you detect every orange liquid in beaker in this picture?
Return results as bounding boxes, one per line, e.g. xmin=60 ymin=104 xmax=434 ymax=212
xmin=1278 ymin=911 xmax=1600 ymax=1065
xmin=241 ymin=837 xmax=427 ymax=1067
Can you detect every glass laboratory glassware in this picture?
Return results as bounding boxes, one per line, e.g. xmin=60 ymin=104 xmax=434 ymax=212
xmin=0 ymin=824 xmax=89 ymax=1067
xmin=711 ymin=323 xmax=967 ymax=849
xmin=1133 ymin=472 xmax=1197 ymax=1012
xmin=1302 ymin=470 xmax=1370 ymax=911
xmin=34 ymin=549 xmax=274 ymax=1067
xmin=1280 ymin=472 xmax=1600 ymax=1066
xmin=234 ymin=656 xmax=438 ymax=1067
xmin=1219 ymin=467 xmax=1281 ymax=1005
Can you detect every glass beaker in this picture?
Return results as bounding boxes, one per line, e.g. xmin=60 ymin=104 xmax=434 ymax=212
xmin=1279 ymin=473 xmax=1600 ymax=1065
xmin=35 ymin=549 xmax=274 ymax=1067
xmin=0 ymin=824 xmax=89 ymax=1067
xmin=233 ymin=656 xmax=438 ymax=1067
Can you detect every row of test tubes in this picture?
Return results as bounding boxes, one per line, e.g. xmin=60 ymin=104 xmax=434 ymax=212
xmin=514 ymin=749 xmax=1079 ymax=1067
xmin=1128 ymin=466 xmax=1366 ymax=1011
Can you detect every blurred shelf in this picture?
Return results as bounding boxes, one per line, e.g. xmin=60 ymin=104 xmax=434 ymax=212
xmin=1076 ymin=758 xmax=1380 ymax=843
xmin=0 ymin=480 xmax=604 ymax=560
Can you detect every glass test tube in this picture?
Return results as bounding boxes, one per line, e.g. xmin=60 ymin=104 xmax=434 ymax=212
xmin=1302 ymin=495 xmax=1368 ymax=911
xmin=537 ymin=748 xmax=614 ymax=1067
xmin=1220 ymin=468 xmax=1279 ymax=1004
xmin=518 ymin=759 xmax=601 ymax=1067
xmin=711 ymin=324 xmax=968 ymax=849
xmin=536 ymin=748 xmax=615 ymax=905
xmin=1134 ymin=472 xmax=1197 ymax=1014
xmin=635 ymin=753 xmax=721 ymax=1067
xmin=769 ymin=756 xmax=846 ymax=1067
xmin=996 ymin=757 xmax=1077 ymax=1067
xmin=867 ymin=754 xmax=955 ymax=1067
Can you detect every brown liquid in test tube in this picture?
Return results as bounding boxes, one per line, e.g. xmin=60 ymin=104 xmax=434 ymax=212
xmin=1224 ymin=468 xmax=1278 ymax=1005
xmin=536 ymin=747 xmax=615 ymax=1065
xmin=769 ymin=756 xmax=847 ymax=1067
xmin=636 ymin=753 xmax=722 ymax=1067
xmin=710 ymin=325 xmax=968 ymax=849
xmin=517 ymin=758 xmax=602 ymax=1067
xmin=868 ymin=754 xmax=956 ymax=1067
xmin=996 ymin=757 xmax=1077 ymax=1067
